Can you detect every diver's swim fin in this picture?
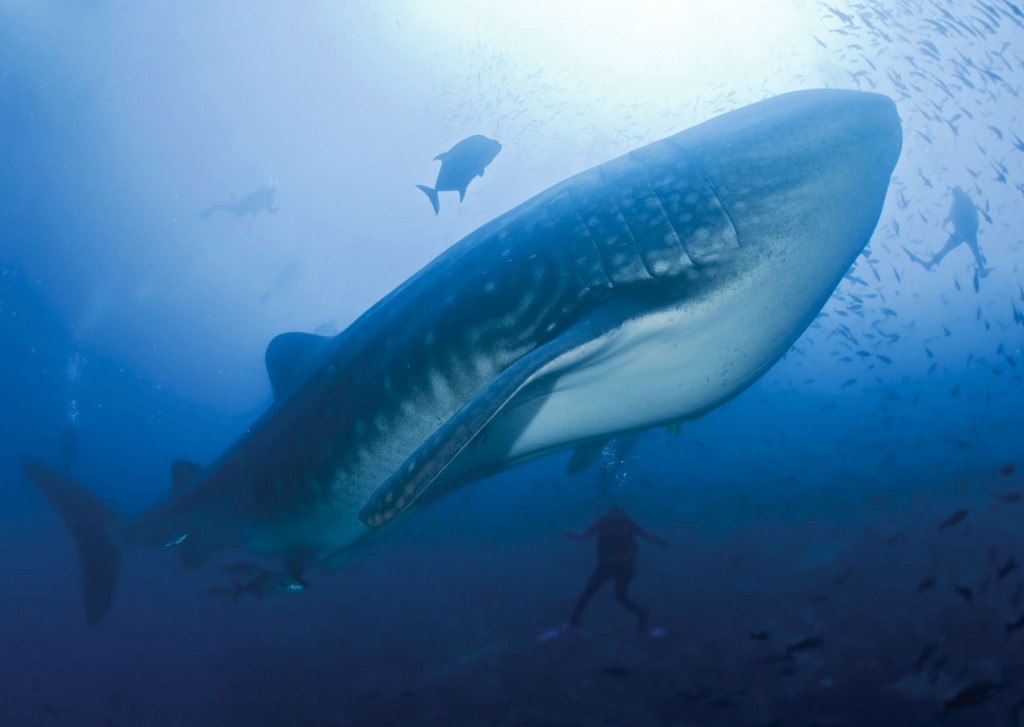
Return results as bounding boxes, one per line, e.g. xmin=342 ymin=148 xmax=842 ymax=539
xmin=902 ymin=246 xmax=931 ymax=270
xmin=22 ymin=458 xmax=122 ymax=626
xmin=197 ymin=205 xmax=229 ymax=219
xmin=416 ymin=185 xmax=440 ymax=215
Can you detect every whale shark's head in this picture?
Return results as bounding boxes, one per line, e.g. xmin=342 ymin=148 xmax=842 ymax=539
xmin=681 ymin=89 xmax=902 ymax=305
xmin=464 ymin=90 xmax=903 ymax=456
xmin=663 ymin=90 xmax=902 ymax=401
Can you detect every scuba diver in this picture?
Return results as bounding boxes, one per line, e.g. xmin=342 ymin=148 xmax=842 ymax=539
xmin=564 ymin=502 xmax=669 ymax=632
xmin=198 ymin=183 xmax=278 ymax=219
xmin=904 ymin=186 xmax=990 ymax=278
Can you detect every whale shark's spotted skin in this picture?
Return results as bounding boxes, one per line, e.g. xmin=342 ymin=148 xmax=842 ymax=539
xmin=23 ymin=90 xmax=901 ymax=624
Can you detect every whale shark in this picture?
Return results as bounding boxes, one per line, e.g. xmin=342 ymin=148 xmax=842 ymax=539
xmin=23 ymin=89 xmax=902 ymax=625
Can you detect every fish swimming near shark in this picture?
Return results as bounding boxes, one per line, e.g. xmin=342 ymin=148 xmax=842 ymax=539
xmin=416 ymin=134 xmax=502 ymax=214
xmin=23 ymin=89 xmax=901 ymax=625
xmin=230 ymin=568 xmax=307 ymax=601
xmin=204 ymin=567 xmax=307 ymax=602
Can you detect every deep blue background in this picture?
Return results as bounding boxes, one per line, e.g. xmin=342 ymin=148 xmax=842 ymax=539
xmin=2 ymin=2 xmax=1023 ymax=725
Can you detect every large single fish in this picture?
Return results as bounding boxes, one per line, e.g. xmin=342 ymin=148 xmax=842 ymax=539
xmin=416 ymin=134 xmax=502 ymax=214
xmin=24 ymin=89 xmax=901 ymax=625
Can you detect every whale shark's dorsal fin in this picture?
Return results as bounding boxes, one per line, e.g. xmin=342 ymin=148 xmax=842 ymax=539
xmin=265 ymin=332 xmax=331 ymax=401
xmin=170 ymin=460 xmax=202 ymax=494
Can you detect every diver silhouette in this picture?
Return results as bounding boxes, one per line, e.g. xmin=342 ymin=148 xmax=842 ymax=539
xmin=904 ymin=186 xmax=990 ymax=278
xmin=198 ymin=184 xmax=278 ymax=219
xmin=564 ymin=502 xmax=669 ymax=632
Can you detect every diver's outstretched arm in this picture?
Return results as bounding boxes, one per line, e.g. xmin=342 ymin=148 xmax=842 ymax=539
xmin=637 ymin=527 xmax=670 ymax=548
xmin=564 ymin=521 xmax=599 ymax=540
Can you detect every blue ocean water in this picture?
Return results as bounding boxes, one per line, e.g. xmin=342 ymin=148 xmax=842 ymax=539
xmin=2 ymin=2 xmax=1023 ymax=725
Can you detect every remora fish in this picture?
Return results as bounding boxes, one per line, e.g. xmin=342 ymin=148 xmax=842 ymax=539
xmin=23 ymin=89 xmax=901 ymax=625
xmin=416 ymin=134 xmax=502 ymax=214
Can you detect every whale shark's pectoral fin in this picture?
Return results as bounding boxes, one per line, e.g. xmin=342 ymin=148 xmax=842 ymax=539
xmin=565 ymin=438 xmax=611 ymax=474
xmin=359 ymin=322 xmax=598 ymax=527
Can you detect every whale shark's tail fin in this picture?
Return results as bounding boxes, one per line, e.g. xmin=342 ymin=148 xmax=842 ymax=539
xmin=22 ymin=458 xmax=122 ymax=626
xmin=416 ymin=185 xmax=440 ymax=215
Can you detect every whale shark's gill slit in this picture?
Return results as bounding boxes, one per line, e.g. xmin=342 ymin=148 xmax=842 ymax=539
xmin=630 ymin=149 xmax=704 ymax=272
xmin=597 ymin=165 xmax=657 ymax=281
xmin=504 ymin=260 xmax=566 ymax=348
xmin=633 ymin=173 xmax=692 ymax=278
xmin=699 ymin=171 xmax=742 ymax=248
xmin=571 ymin=208 xmax=615 ymax=288
xmin=643 ymin=176 xmax=697 ymax=269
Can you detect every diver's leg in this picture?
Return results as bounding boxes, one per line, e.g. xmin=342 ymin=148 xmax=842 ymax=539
xmin=903 ymin=246 xmax=931 ymax=269
xmin=966 ymin=238 xmax=989 ymax=275
xmin=927 ymin=234 xmax=962 ymax=268
xmin=612 ymin=565 xmax=646 ymax=629
xmin=570 ymin=564 xmax=611 ymax=627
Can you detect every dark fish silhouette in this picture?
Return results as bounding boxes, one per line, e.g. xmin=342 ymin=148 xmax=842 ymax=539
xmin=1001 ymin=463 xmax=1015 ymax=476
xmin=914 ymin=638 xmax=943 ymax=671
xmin=199 ymin=184 xmax=278 ymax=219
xmin=1006 ymin=614 xmax=1024 ymax=635
xmin=938 ymin=508 xmax=968 ymax=529
xmin=917 ymin=576 xmax=936 ymax=592
xmin=230 ymin=568 xmax=307 ymax=601
xmin=785 ymin=635 xmax=824 ymax=655
xmin=944 ymin=681 xmax=998 ymax=711
xmin=417 ymin=135 xmax=501 ymax=214
xmin=601 ymin=665 xmax=633 ymax=678
xmin=885 ymin=532 xmax=906 ymax=546
xmin=998 ymin=558 xmax=1018 ymax=582
xmin=954 ymin=584 xmax=973 ymax=602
